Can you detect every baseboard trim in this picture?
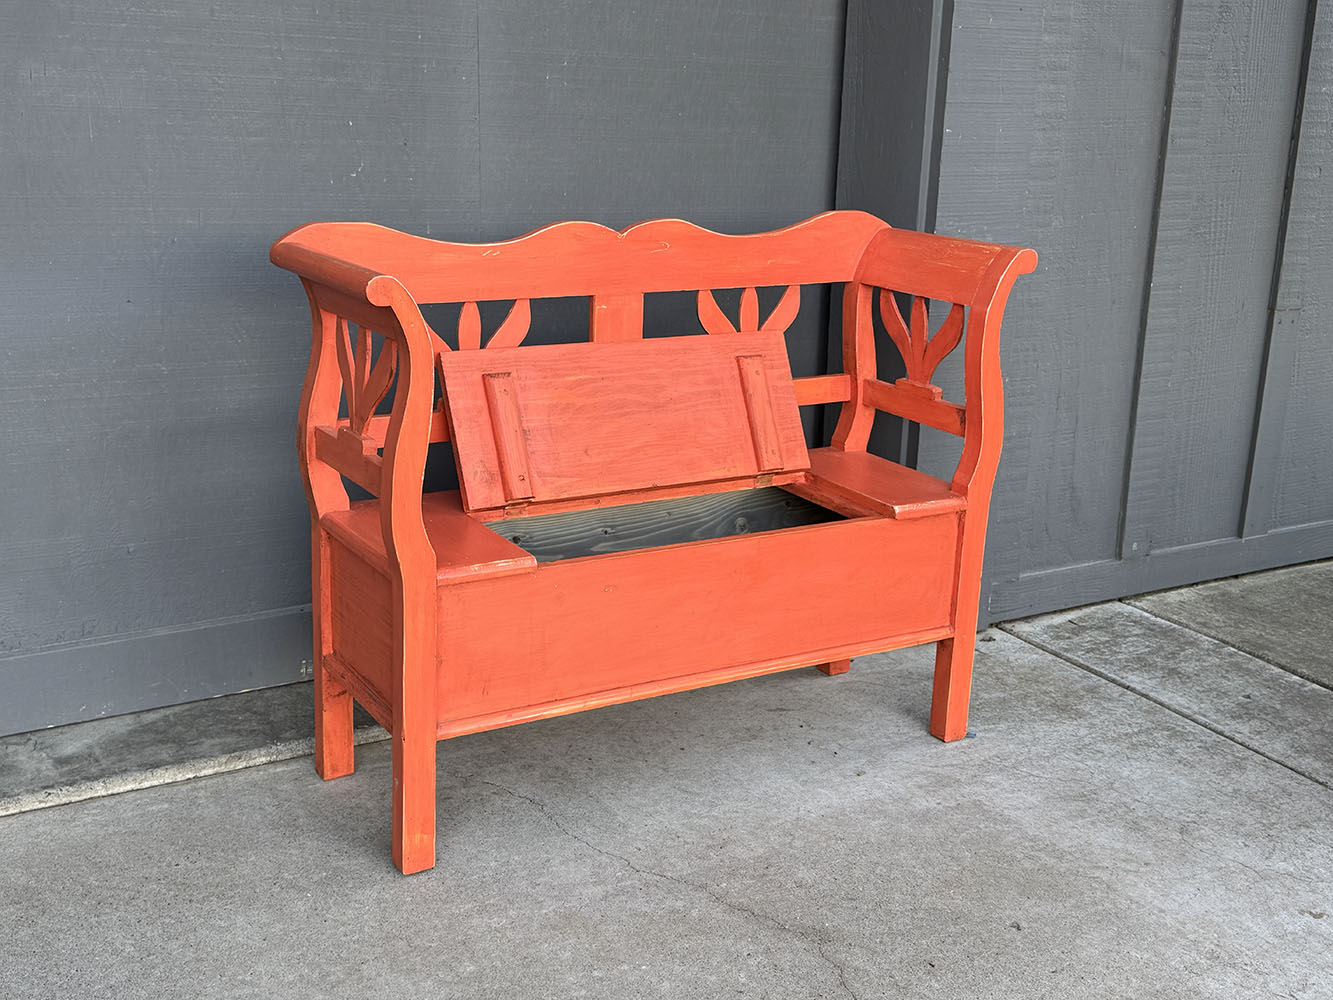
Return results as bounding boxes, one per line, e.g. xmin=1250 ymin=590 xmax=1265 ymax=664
xmin=0 ymin=607 xmax=314 ymax=737
xmin=987 ymin=520 xmax=1333 ymax=624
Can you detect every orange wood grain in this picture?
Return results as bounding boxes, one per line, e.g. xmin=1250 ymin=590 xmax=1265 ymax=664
xmin=791 ymin=448 xmax=967 ymax=520
xmin=312 ymin=528 xmax=355 ymax=780
xmin=272 ymin=212 xmax=891 ymax=304
xmin=482 ymin=373 xmax=536 ymax=502
xmin=434 ymin=628 xmax=951 ymax=740
xmin=589 ymin=293 xmax=644 ymax=343
xmin=326 ymin=534 xmax=393 ymax=720
xmin=817 ymin=659 xmax=852 ymax=676
xmin=272 ymin=211 xmax=1036 ymax=873
xmin=323 ymin=492 xmax=536 ymax=582
xmin=928 ymin=245 xmax=1037 ymax=742
xmin=861 ymin=379 xmax=966 ymax=436
xmin=435 ymin=514 xmax=959 ymax=725
xmin=438 ymin=333 xmax=810 ymax=512
xmin=313 ymin=425 xmax=383 ymax=494
xmin=793 ymin=373 xmax=852 ymax=406
xmin=736 ymin=355 xmax=784 ymax=472
xmin=829 ymin=282 xmax=876 ymax=451
xmin=349 ymin=407 xmax=450 ymax=450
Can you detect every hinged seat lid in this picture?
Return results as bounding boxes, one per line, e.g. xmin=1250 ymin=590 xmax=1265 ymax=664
xmin=437 ymin=331 xmax=810 ymax=513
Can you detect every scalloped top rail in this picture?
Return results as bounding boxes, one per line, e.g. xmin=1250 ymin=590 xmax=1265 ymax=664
xmin=271 ymin=211 xmax=891 ymax=304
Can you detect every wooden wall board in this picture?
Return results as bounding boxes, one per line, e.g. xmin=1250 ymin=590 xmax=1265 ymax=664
xmin=834 ymin=1 xmax=953 ymax=463
xmin=0 ymin=1 xmax=482 ymax=736
xmin=908 ymin=0 xmax=1331 ymax=623
xmin=929 ymin=0 xmax=1178 ymax=592
xmin=1269 ymin=2 xmax=1333 ymax=530
xmin=0 ymin=0 xmax=846 ymax=735
xmin=1121 ymin=0 xmax=1313 ymax=554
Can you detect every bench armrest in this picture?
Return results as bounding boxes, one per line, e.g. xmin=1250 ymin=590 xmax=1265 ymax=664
xmin=831 ymin=228 xmax=1037 ymax=501
xmin=274 ymin=226 xmax=441 ymax=587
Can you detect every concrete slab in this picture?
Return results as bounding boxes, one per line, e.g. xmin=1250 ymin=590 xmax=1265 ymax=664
xmin=1003 ymin=602 xmax=1333 ymax=787
xmin=0 ymin=682 xmax=385 ymax=817
xmin=1127 ymin=559 xmax=1333 ymax=690
xmin=1 ymin=634 xmax=1329 ymax=999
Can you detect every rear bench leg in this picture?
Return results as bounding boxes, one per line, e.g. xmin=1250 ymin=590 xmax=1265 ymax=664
xmin=312 ymin=529 xmax=355 ymax=779
xmin=818 ymin=659 xmax=851 ymax=676
xmin=313 ymin=663 xmax=356 ymax=779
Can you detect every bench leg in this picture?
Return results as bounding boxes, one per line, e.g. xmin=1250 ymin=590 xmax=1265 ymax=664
xmin=817 ymin=658 xmax=851 ymax=675
xmin=312 ymin=528 xmax=355 ymax=780
xmin=392 ymin=727 xmax=437 ymax=875
xmin=390 ymin=595 xmax=437 ymax=874
xmin=314 ymin=664 xmax=356 ymax=780
xmin=929 ymin=637 xmax=974 ymax=742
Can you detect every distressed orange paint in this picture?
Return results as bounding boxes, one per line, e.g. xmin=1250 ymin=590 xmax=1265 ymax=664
xmin=271 ymin=212 xmax=1036 ymax=873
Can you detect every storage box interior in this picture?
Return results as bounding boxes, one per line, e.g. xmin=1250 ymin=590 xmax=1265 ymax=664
xmin=484 ymin=486 xmax=846 ymax=563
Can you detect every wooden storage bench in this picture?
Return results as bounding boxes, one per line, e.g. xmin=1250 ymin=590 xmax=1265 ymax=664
xmin=270 ymin=212 xmax=1036 ymax=873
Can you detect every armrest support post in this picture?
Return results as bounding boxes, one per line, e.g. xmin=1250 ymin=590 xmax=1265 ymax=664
xmin=829 ymin=281 xmax=876 ymax=451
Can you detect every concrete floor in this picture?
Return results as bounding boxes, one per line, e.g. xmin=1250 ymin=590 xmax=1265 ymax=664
xmin=1 ymin=562 xmax=1330 ymax=999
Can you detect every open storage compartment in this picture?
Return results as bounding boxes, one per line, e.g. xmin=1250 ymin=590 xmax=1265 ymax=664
xmin=484 ymin=486 xmax=847 ymax=563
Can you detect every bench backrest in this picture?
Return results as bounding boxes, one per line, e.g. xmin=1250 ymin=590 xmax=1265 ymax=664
xmin=272 ymin=211 xmax=1036 ymax=532
xmin=271 ymin=212 xmax=886 ymax=309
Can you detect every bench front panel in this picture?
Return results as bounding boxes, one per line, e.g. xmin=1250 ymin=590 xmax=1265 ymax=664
xmin=435 ymin=513 xmax=960 ymax=729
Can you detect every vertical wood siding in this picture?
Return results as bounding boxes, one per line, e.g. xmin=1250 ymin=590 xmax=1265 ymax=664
xmin=876 ymin=0 xmax=1331 ymax=622
xmin=0 ymin=0 xmax=845 ymax=735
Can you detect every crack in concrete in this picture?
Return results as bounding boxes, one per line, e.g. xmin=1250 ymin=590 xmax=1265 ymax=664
xmin=479 ymin=779 xmax=860 ymax=1000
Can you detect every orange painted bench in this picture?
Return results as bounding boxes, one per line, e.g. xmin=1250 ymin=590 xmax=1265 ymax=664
xmin=270 ymin=212 xmax=1036 ymax=873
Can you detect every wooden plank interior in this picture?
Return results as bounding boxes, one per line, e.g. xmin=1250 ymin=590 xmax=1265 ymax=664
xmin=484 ymin=486 xmax=845 ymax=563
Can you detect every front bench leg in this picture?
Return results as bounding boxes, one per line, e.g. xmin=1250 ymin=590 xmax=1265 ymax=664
xmin=817 ymin=659 xmax=851 ymax=675
xmin=929 ymin=637 xmax=975 ymax=742
xmin=390 ymin=580 xmax=438 ymax=875
xmin=930 ymin=522 xmax=985 ymax=742
xmin=392 ymin=716 xmax=437 ymax=875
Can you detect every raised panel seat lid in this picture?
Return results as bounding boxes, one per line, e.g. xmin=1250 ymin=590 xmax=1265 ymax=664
xmin=437 ymin=331 xmax=810 ymax=513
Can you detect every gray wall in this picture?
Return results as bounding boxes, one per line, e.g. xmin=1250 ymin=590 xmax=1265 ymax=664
xmin=7 ymin=0 xmax=1330 ymax=735
xmin=842 ymin=0 xmax=1332 ymax=624
xmin=1 ymin=0 xmax=845 ymax=734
